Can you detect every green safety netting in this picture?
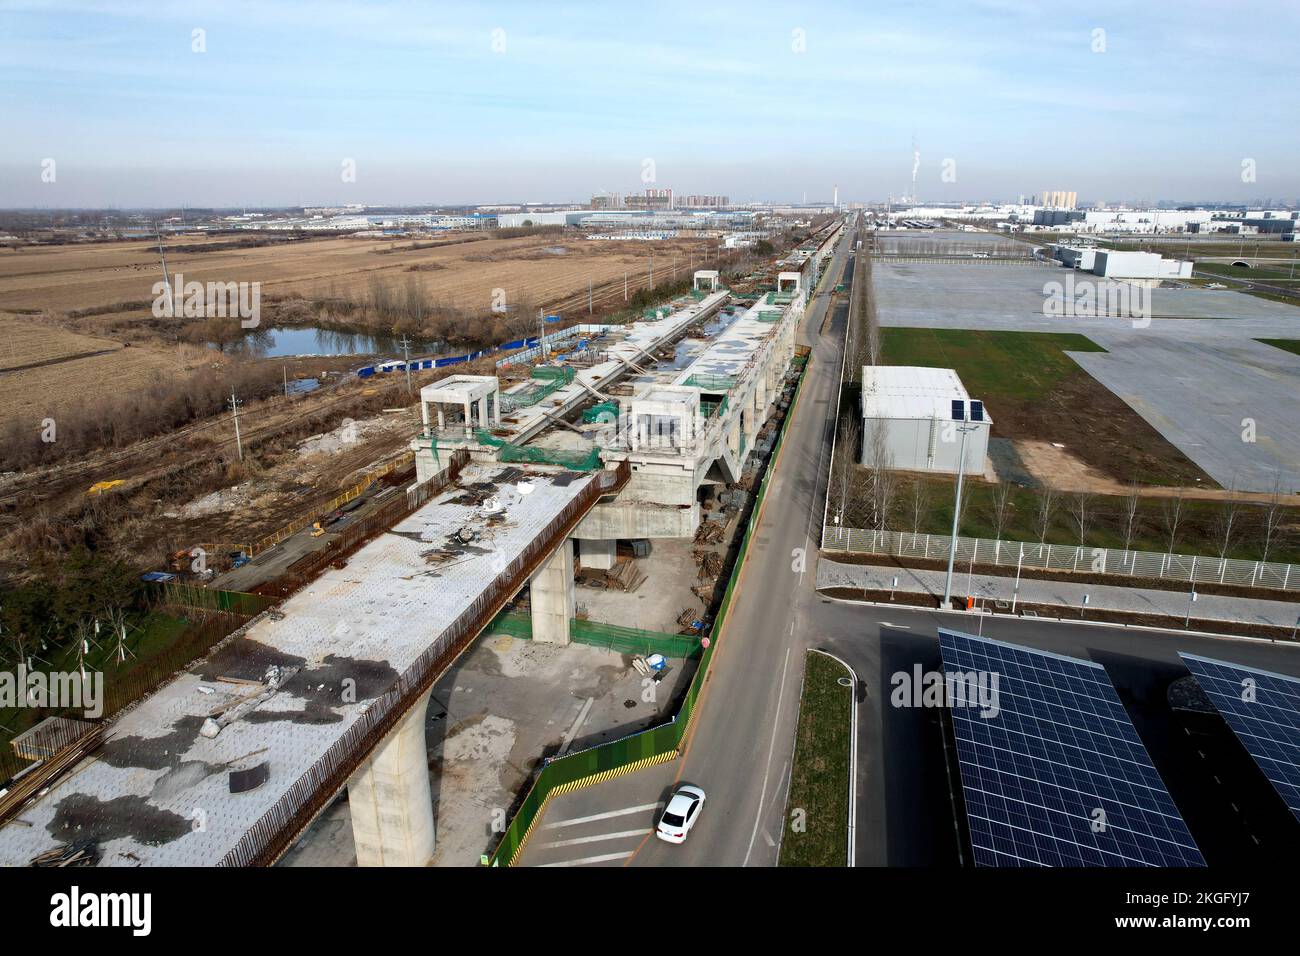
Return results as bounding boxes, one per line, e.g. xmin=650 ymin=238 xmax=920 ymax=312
xmin=757 ymin=309 xmax=783 ymax=322
xmin=500 ymin=365 xmax=575 ymax=413
xmin=488 ymin=611 xmax=703 ymax=658
xmin=683 ymin=373 xmax=735 ymax=392
xmin=475 ymin=428 xmax=603 ymax=470
xmin=582 ymin=401 xmax=619 ymax=424
xmin=699 ymin=396 xmax=729 ymax=418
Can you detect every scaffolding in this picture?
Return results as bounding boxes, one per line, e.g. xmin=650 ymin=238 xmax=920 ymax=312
xmin=499 ymin=365 xmax=576 ymax=414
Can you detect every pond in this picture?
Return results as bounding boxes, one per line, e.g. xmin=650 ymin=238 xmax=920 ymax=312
xmin=219 ymin=326 xmax=441 ymax=358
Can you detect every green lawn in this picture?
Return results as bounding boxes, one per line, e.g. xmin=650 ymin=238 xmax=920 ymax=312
xmin=880 ymin=328 xmax=1106 ymax=403
xmin=0 ymin=611 xmax=189 ymax=750
xmin=1257 ymin=338 xmax=1300 ymax=358
xmin=780 ymin=651 xmax=853 ymax=867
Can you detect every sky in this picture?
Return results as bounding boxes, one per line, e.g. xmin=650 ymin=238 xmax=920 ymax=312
xmin=1 ymin=0 xmax=1298 ymax=208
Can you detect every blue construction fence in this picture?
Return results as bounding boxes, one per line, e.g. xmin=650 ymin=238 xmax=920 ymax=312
xmin=357 ymin=318 xmax=613 ymax=378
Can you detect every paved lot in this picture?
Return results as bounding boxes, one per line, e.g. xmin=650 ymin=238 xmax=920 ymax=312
xmin=282 ymin=635 xmax=695 ymax=867
xmin=874 ymin=257 xmax=1300 ymax=491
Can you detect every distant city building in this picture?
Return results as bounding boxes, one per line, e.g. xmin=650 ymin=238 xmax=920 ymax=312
xmin=678 ymin=195 xmax=729 ymax=208
xmin=1037 ymin=190 xmax=1077 ymax=209
xmin=623 ymin=189 xmax=675 ymax=211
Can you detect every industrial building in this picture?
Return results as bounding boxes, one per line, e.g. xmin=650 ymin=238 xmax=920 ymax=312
xmin=1052 ymin=245 xmax=1192 ymax=281
xmin=860 ymin=366 xmax=990 ymax=474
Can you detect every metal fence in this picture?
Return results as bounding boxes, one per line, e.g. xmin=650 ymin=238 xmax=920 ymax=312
xmin=822 ymin=525 xmax=1300 ymax=592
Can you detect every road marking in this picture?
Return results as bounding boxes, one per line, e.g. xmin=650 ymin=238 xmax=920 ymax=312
xmin=763 ymin=830 xmax=775 ymax=848
xmin=557 ymin=696 xmax=594 ymax=755
xmin=538 ymin=851 xmax=635 ymax=867
xmin=539 ymin=828 xmax=653 ymax=849
xmin=744 ymin=646 xmax=792 ymax=866
xmin=880 ymin=623 xmax=911 ymax=629
xmin=543 ymin=803 xmax=662 ymax=830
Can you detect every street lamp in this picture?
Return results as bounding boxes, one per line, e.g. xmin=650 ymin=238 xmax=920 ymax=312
xmin=942 ymin=423 xmax=979 ymax=608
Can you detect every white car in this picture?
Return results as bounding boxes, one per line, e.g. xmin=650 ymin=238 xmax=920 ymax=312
xmin=656 ymin=785 xmax=706 ymax=844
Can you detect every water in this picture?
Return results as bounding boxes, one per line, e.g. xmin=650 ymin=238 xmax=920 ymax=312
xmin=221 ymin=326 xmax=440 ymax=358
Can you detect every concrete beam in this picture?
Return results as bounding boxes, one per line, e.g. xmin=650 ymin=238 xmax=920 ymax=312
xmin=348 ymin=695 xmax=435 ymax=867
xmin=579 ymin=537 xmax=617 ymax=571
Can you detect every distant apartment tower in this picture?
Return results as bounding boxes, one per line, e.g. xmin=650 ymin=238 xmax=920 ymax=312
xmin=679 ymin=194 xmax=729 ymax=208
xmin=624 ymin=188 xmax=675 ymax=211
xmin=1038 ymin=190 xmax=1077 ymax=210
xmin=590 ymin=192 xmax=623 ymax=210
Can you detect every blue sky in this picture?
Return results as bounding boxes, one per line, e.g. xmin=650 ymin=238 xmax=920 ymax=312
xmin=2 ymin=0 xmax=1298 ymax=207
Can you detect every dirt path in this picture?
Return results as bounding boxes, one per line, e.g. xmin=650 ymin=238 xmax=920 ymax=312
xmin=1014 ymin=439 xmax=1300 ymax=503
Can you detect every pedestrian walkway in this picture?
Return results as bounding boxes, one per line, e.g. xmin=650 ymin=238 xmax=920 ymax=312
xmin=817 ymin=559 xmax=1300 ymax=630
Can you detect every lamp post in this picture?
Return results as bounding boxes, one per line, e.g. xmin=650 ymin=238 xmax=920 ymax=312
xmin=942 ymin=423 xmax=978 ymax=608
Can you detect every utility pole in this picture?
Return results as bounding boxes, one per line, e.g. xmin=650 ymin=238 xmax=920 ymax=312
xmin=650 ymin=250 xmax=654 ymax=289
xmin=229 ymin=391 xmax=244 ymax=461
xmin=624 ymin=272 xmax=628 ymax=302
xmin=588 ymin=278 xmax=593 ymax=315
xmin=399 ymin=334 xmax=413 ymax=396
xmin=156 ymin=221 xmax=174 ymax=316
xmin=942 ymin=424 xmax=976 ymax=608
xmin=283 ymin=364 xmax=288 ymax=397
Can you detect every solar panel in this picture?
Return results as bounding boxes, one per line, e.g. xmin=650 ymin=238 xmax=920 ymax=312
xmin=1179 ymin=653 xmax=1300 ymax=823
xmin=939 ymin=630 xmax=1205 ymax=867
xmin=969 ymin=400 xmax=984 ymax=422
xmin=951 ymin=399 xmax=965 ymax=421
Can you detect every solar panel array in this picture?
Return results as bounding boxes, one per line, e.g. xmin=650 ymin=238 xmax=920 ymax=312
xmin=939 ymin=630 xmax=1205 ymax=867
xmin=1179 ymin=653 xmax=1300 ymax=823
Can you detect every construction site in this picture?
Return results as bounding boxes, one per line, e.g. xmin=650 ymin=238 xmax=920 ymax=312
xmin=0 ymin=218 xmax=844 ymax=867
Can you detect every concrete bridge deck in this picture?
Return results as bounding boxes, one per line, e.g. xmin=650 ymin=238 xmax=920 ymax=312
xmin=0 ymin=463 xmax=611 ymax=866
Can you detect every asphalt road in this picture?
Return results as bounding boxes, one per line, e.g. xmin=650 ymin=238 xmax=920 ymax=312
xmin=517 ymin=225 xmax=857 ymax=867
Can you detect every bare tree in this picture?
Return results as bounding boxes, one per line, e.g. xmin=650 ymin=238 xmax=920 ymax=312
xmin=987 ymin=481 xmax=1016 ymax=562
xmin=865 ymin=421 xmax=898 ymax=530
xmin=1068 ymin=492 xmax=1096 ymax=548
xmin=907 ymin=478 xmax=932 ymax=540
xmin=1120 ymin=483 xmax=1141 ymax=559
xmin=989 ymin=482 xmax=1016 ymax=540
xmin=833 ymin=416 xmax=861 ymax=527
xmin=1211 ymin=483 xmax=1245 ymax=560
xmin=1034 ymin=486 xmax=1057 ymax=549
xmin=1160 ymin=494 xmax=1186 ymax=555
xmin=1259 ymin=472 xmax=1288 ymax=564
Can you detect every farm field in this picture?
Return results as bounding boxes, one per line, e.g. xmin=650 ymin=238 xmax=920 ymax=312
xmin=0 ymin=231 xmax=715 ymax=318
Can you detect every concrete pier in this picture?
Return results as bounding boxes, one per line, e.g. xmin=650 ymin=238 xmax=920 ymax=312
xmin=348 ymin=695 xmax=435 ymax=867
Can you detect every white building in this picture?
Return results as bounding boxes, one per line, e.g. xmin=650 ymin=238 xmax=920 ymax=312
xmin=860 ymin=366 xmax=990 ymax=475
xmin=1053 ymin=245 xmax=1192 ymax=280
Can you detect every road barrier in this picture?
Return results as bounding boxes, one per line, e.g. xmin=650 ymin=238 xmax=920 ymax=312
xmin=487 ymin=347 xmax=811 ymax=866
xmin=821 ymin=525 xmax=1300 ymax=593
xmin=248 ymin=451 xmax=416 ymax=558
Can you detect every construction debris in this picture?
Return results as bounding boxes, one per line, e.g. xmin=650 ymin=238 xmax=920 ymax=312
xmin=30 ymin=841 xmax=99 ymax=868
xmin=694 ymin=519 xmax=725 ymax=545
xmin=692 ymin=550 xmax=724 ymax=580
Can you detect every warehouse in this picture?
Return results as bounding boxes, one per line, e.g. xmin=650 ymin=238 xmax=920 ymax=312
xmin=860 ymin=366 xmax=990 ymax=474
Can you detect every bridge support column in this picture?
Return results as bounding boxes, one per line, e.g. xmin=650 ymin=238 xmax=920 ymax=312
xmin=531 ymin=539 xmax=574 ymax=645
xmin=579 ymin=537 xmax=617 ymax=571
xmin=348 ymin=695 xmax=434 ymax=867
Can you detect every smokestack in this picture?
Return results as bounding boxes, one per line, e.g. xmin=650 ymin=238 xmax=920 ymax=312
xmin=833 ymin=184 xmax=839 ymax=209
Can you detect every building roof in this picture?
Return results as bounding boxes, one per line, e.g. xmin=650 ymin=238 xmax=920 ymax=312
xmin=861 ymin=366 xmax=989 ymax=422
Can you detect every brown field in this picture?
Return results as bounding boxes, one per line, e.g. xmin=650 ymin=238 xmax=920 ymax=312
xmin=0 ymin=232 xmax=716 ymax=317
